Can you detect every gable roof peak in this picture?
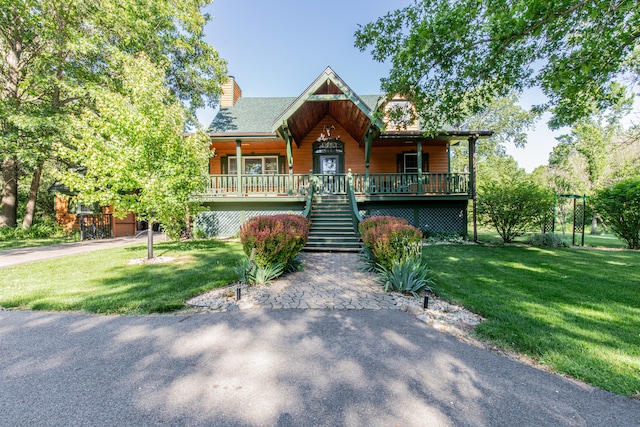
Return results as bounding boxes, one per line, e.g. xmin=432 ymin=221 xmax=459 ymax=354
xmin=271 ymin=66 xmax=384 ymax=136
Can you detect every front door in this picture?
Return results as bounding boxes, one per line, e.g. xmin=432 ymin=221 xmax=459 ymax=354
xmin=319 ymin=155 xmax=338 ymax=193
xmin=312 ymin=139 xmax=345 ymax=193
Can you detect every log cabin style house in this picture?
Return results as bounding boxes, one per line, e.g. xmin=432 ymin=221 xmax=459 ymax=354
xmin=197 ymin=67 xmax=492 ymax=251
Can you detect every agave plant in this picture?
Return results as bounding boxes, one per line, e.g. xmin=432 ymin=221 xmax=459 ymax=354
xmin=375 ymin=258 xmax=434 ymax=298
xmin=250 ymin=262 xmax=285 ymax=285
xmin=232 ymin=257 xmax=254 ymax=285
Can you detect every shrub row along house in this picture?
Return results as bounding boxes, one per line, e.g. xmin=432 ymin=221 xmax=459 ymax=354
xmin=196 ymin=67 xmax=492 ymax=251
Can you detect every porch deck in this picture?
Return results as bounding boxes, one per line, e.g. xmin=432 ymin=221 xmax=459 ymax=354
xmin=195 ymin=172 xmax=470 ymax=199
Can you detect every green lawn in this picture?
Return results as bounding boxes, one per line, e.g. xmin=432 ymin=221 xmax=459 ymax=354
xmin=423 ymin=243 xmax=640 ymax=396
xmin=0 ymin=239 xmax=244 ymax=314
xmin=474 ymin=226 xmax=628 ymax=249
xmin=0 ymin=234 xmax=80 ymax=251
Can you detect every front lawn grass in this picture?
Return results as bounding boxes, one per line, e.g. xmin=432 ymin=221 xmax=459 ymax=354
xmin=0 ymin=234 xmax=80 ymax=251
xmin=423 ymin=244 xmax=640 ymax=396
xmin=0 ymin=239 xmax=243 ymax=314
xmin=474 ymin=226 xmax=627 ymax=249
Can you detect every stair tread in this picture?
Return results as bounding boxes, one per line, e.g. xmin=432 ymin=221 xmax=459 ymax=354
xmin=304 ymin=194 xmax=361 ymax=252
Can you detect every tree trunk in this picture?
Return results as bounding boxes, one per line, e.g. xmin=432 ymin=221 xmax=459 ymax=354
xmin=147 ymin=213 xmax=154 ymax=259
xmin=590 ymin=214 xmax=599 ymax=234
xmin=184 ymin=204 xmax=191 ymax=239
xmin=22 ymin=162 xmax=43 ymax=229
xmin=0 ymin=157 xmax=19 ymax=228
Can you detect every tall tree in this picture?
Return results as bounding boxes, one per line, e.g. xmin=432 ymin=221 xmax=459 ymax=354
xmin=56 ymin=53 xmax=211 ymax=258
xmin=450 ymin=92 xmax=539 ymax=183
xmin=0 ymin=0 xmax=226 ymax=228
xmin=355 ymin=0 xmax=638 ymax=134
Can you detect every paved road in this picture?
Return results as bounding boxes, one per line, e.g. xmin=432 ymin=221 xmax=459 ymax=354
xmin=1 ymin=309 xmax=638 ymax=426
xmin=0 ymin=233 xmax=164 ymax=268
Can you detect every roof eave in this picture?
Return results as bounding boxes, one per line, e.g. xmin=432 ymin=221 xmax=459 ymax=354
xmin=208 ymin=132 xmax=283 ymax=142
xmin=379 ymin=130 xmax=494 ymax=141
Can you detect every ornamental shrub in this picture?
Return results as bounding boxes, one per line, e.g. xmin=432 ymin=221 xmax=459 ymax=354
xmin=358 ymin=215 xmax=409 ymax=235
xmin=361 ymin=218 xmax=422 ymax=270
xmin=528 ymin=233 xmax=570 ymax=248
xmin=478 ymin=178 xmax=554 ymax=243
xmin=592 ymin=179 xmax=640 ymax=249
xmin=239 ymin=214 xmax=311 ymax=269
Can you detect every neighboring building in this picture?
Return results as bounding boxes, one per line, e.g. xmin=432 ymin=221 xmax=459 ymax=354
xmin=197 ymin=67 xmax=492 ymax=250
xmin=51 ymin=185 xmax=137 ymax=239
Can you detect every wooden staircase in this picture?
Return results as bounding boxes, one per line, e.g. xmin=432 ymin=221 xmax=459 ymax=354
xmin=304 ymin=195 xmax=362 ymax=252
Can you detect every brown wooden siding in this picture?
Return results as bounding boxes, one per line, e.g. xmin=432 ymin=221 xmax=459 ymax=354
xmin=102 ymin=206 xmax=136 ymax=237
xmin=209 ymin=114 xmax=450 ymax=175
xmin=55 ymin=195 xmax=77 ymax=232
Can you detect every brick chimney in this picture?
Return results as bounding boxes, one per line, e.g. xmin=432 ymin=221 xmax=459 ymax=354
xmin=220 ymin=76 xmax=242 ymax=108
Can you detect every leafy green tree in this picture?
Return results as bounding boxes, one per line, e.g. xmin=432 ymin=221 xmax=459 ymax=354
xmin=592 ymin=179 xmax=640 ymax=249
xmin=56 ymin=53 xmax=211 ymax=258
xmin=0 ymin=0 xmax=226 ymax=229
xmin=450 ymin=93 xmax=540 ymax=179
xmin=478 ymin=177 xmax=554 ymax=243
xmin=355 ymin=0 xmax=638 ymax=134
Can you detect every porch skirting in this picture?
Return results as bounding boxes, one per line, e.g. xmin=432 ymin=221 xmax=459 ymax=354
xmin=359 ymin=200 xmax=468 ymax=237
xmin=197 ymin=199 xmax=468 ymax=238
xmin=195 ymin=208 xmax=305 ymax=237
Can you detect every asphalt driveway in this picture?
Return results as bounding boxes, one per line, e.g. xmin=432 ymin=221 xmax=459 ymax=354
xmin=1 ymin=309 xmax=638 ymax=426
xmin=0 ymin=233 xmax=165 ymax=268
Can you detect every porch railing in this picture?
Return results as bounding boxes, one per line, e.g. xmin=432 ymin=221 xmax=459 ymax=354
xmin=352 ymin=173 xmax=470 ymax=195
xmin=201 ymin=172 xmax=469 ymax=197
xmin=206 ymin=174 xmax=311 ymax=196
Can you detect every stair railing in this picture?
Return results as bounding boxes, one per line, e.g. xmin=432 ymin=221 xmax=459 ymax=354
xmin=302 ymin=169 xmax=315 ymax=218
xmin=346 ymin=169 xmax=364 ymax=237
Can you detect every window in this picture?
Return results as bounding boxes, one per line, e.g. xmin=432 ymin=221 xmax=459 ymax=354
xmin=69 ymin=200 xmax=100 ymax=214
xmin=397 ymin=152 xmax=429 ymax=173
xmin=228 ymin=156 xmax=278 ymax=174
xmin=404 ymin=153 xmax=418 ymax=173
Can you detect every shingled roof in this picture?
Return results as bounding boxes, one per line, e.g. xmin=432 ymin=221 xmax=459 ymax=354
xmin=208 ymin=95 xmax=382 ymax=135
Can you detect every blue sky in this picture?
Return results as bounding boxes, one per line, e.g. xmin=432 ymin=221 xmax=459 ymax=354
xmin=197 ymin=0 xmax=636 ymax=173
